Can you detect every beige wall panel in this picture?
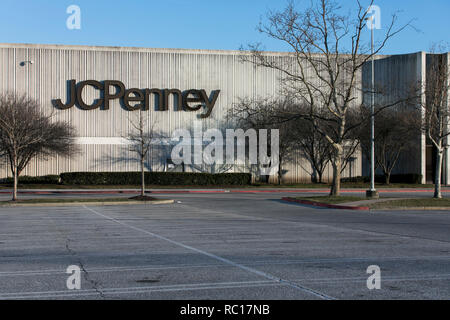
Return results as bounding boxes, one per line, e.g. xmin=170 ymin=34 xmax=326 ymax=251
xmin=0 ymin=44 xmax=366 ymax=180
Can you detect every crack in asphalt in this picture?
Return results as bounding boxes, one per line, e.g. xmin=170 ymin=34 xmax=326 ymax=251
xmin=83 ymin=205 xmax=336 ymax=300
xmin=46 ymin=214 xmax=105 ymax=299
xmin=64 ymin=238 xmax=105 ymax=299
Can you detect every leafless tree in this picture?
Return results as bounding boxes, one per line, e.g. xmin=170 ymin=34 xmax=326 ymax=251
xmin=421 ymin=47 xmax=449 ymax=198
xmin=295 ymin=118 xmax=331 ymax=183
xmin=358 ymin=107 xmax=419 ymax=184
xmin=0 ymin=93 xmax=77 ymax=201
xmin=126 ymin=111 xmax=156 ymax=198
xmin=230 ymin=97 xmax=362 ymax=184
xmin=299 ymin=105 xmax=361 ymax=183
xmin=230 ymin=97 xmax=297 ymax=184
xmin=242 ymin=0 xmax=411 ymax=195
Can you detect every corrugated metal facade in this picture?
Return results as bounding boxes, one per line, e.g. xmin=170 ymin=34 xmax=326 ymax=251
xmin=0 ymin=43 xmax=362 ymax=183
xmin=362 ymin=52 xmax=425 ymax=181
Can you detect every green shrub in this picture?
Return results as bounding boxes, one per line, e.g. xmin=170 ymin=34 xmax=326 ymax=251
xmin=387 ymin=174 xmax=422 ymax=184
xmin=0 ymin=175 xmax=60 ymax=185
xmin=340 ymin=176 xmax=366 ymax=183
xmin=341 ymin=174 xmax=422 ymax=184
xmin=59 ymin=172 xmax=252 ymax=186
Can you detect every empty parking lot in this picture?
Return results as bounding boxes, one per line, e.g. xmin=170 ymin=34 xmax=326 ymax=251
xmin=0 ymin=191 xmax=449 ymax=300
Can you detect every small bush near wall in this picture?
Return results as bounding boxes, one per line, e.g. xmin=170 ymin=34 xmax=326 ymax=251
xmin=340 ymin=176 xmax=366 ymax=183
xmin=387 ymin=174 xmax=423 ymax=184
xmin=341 ymin=174 xmax=423 ymax=184
xmin=0 ymin=175 xmax=60 ymax=185
xmin=59 ymin=172 xmax=252 ymax=186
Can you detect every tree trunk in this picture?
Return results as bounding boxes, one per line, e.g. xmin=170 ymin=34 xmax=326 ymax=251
xmin=278 ymin=155 xmax=282 ymax=185
xmin=385 ymin=172 xmax=390 ymax=185
xmin=330 ymin=151 xmax=342 ymax=196
xmin=12 ymin=155 xmax=18 ymax=201
xmin=318 ymin=170 xmax=323 ymax=184
xmin=140 ymin=155 xmax=145 ymax=197
xmin=434 ymin=148 xmax=443 ymax=199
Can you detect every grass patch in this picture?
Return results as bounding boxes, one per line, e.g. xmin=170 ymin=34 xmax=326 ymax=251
xmin=294 ymin=196 xmax=367 ymax=204
xmin=129 ymin=195 xmax=158 ymax=201
xmin=0 ymin=197 xmax=159 ymax=205
xmin=369 ymin=198 xmax=450 ymax=209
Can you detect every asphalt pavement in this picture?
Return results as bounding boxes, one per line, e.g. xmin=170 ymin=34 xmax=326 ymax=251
xmin=0 ymin=190 xmax=449 ymax=299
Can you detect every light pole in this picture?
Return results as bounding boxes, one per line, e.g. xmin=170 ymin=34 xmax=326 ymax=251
xmin=366 ymin=16 xmax=379 ymax=199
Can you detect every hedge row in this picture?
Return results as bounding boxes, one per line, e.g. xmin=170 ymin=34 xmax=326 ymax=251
xmin=0 ymin=175 xmax=60 ymax=185
xmin=0 ymin=172 xmax=423 ymax=186
xmin=59 ymin=172 xmax=252 ymax=186
xmin=341 ymin=174 xmax=423 ymax=184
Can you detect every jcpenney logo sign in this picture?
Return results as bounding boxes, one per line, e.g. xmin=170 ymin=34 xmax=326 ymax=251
xmin=53 ymin=80 xmax=220 ymax=118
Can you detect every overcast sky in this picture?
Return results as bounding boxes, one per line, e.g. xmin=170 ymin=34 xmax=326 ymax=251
xmin=0 ymin=0 xmax=448 ymax=54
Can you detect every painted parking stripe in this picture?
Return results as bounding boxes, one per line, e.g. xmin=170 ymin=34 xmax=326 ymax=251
xmin=4 ymin=273 xmax=450 ymax=299
xmin=82 ymin=205 xmax=336 ymax=300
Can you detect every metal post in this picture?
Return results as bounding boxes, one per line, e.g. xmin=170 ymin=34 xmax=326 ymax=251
xmin=370 ymin=24 xmax=375 ymax=191
xmin=366 ymin=16 xmax=379 ymax=198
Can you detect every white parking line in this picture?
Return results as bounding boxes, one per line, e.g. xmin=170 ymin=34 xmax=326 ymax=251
xmin=3 ymin=255 xmax=450 ymax=277
xmin=82 ymin=205 xmax=336 ymax=300
xmin=4 ymin=273 xmax=450 ymax=299
xmin=0 ymin=280 xmax=281 ymax=299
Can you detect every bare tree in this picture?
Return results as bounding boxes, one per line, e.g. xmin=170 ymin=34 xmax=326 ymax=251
xmin=231 ymin=97 xmax=362 ymax=184
xmin=358 ymin=107 xmax=418 ymax=184
xmin=421 ymin=48 xmax=449 ymax=198
xmin=273 ymin=121 xmax=296 ymax=184
xmin=302 ymin=106 xmax=361 ymax=183
xmin=126 ymin=111 xmax=156 ymax=198
xmin=295 ymin=118 xmax=331 ymax=183
xmin=0 ymin=93 xmax=77 ymax=201
xmin=242 ymin=0 xmax=410 ymax=195
xmin=230 ymin=97 xmax=298 ymax=184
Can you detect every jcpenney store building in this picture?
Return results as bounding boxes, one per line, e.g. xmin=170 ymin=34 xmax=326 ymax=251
xmin=0 ymin=43 xmax=448 ymax=184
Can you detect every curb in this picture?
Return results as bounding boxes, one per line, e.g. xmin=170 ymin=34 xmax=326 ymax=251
xmin=372 ymin=207 xmax=450 ymax=211
xmin=281 ymin=197 xmax=370 ymax=211
xmin=0 ymin=199 xmax=175 ymax=207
